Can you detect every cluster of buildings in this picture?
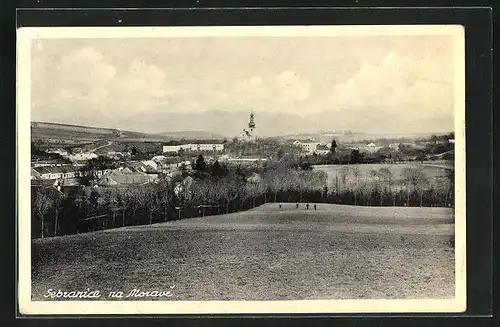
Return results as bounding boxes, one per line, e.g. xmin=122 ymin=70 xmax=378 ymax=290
xmin=291 ymin=140 xmax=409 ymax=154
xmin=31 ymin=160 xmax=163 ymax=188
xmin=292 ymin=140 xmax=331 ymax=155
xmin=31 ymin=165 xmax=82 ymax=181
xmin=345 ymin=142 xmax=385 ymax=153
xmin=45 ymin=148 xmax=100 ymax=162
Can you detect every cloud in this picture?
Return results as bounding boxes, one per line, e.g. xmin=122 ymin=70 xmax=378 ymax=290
xmin=233 ymin=75 xmax=269 ymax=100
xmin=30 ymin=39 xmax=455 ymax=134
xmin=34 ymin=46 xmax=174 ymax=120
xmin=58 ymin=47 xmax=117 ymax=88
xmin=121 ymin=59 xmax=168 ymax=98
xmin=330 ymin=53 xmax=454 ymax=115
xmin=232 ymin=71 xmax=311 ymax=108
xmin=274 ymin=70 xmax=311 ymax=103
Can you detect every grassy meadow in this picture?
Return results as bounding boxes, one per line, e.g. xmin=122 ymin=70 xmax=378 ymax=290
xmin=32 ymin=203 xmax=455 ymax=301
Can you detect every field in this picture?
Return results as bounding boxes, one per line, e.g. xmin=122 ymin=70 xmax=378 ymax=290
xmin=313 ymin=163 xmax=452 ymax=190
xmin=32 ymin=203 xmax=455 ymax=301
xmin=31 ymin=121 xmax=172 ymax=144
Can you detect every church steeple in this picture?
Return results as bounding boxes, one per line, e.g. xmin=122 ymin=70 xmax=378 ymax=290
xmin=241 ymin=110 xmax=257 ymax=142
xmin=248 ymin=110 xmax=256 ymax=130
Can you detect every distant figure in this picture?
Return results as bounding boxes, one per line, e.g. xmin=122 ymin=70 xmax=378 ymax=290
xmin=314 ymin=204 xmax=317 ymax=211
xmin=296 ymin=203 xmax=299 ymax=209
xmin=279 ymin=204 xmax=282 ymax=209
xmin=306 ymin=203 xmax=309 ymax=210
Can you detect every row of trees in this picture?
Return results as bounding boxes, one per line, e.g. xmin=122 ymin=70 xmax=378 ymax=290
xmin=31 ymin=155 xmax=455 ymax=239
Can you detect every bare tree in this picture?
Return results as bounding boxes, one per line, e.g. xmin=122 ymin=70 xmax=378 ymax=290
xmin=158 ymin=181 xmax=174 ymax=222
xmin=102 ymin=187 xmax=120 ymax=228
xmin=402 ymin=167 xmax=428 ymax=207
xmin=378 ymin=167 xmax=394 ymax=206
xmin=369 ymin=170 xmax=382 ymax=206
xmin=339 ymin=166 xmax=350 ymax=191
xmin=351 ymin=167 xmax=361 ymax=205
xmin=52 ymin=195 xmax=62 ymax=236
xmin=120 ymin=187 xmax=132 ymax=227
xmin=131 ymin=186 xmax=149 ymax=224
xmin=32 ymin=187 xmax=54 ymax=239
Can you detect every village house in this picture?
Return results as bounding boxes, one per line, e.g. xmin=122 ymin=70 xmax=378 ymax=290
xmin=32 ymin=165 xmax=82 ymax=181
xmin=104 ymin=151 xmax=130 ymax=159
xmin=365 ymin=143 xmax=378 ymax=153
xmin=31 ymin=159 xmax=67 ymax=168
xmin=46 ymin=148 xmax=69 ymax=156
xmin=162 ymin=145 xmax=183 ymax=153
xmin=65 ymin=152 xmax=98 ymax=162
xmin=152 ymin=155 xmax=167 ymax=162
xmin=125 ymin=161 xmax=157 ymax=174
xmin=98 ymin=170 xmax=158 ymax=187
xmin=141 ymin=160 xmax=159 ymax=172
xmin=293 ymin=140 xmax=322 ymax=154
xmin=388 ymin=143 xmax=400 ymax=150
xmin=314 ymin=144 xmax=331 ymax=155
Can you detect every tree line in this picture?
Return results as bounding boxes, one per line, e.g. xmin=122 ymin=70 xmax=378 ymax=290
xmin=31 ymin=153 xmax=454 ymax=239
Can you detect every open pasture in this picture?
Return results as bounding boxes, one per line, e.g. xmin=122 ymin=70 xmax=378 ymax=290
xmin=32 ymin=203 xmax=455 ymax=301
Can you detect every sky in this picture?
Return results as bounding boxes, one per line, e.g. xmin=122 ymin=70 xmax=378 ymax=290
xmin=30 ymin=32 xmax=459 ymax=136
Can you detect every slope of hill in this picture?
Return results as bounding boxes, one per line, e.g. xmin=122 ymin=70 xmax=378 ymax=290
xmin=31 ymin=203 xmax=454 ymax=301
xmin=31 ymin=122 xmax=172 ymax=143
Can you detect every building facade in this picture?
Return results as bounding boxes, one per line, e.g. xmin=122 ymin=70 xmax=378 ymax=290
xmin=293 ymin=140 xmax=322 ymax=154
xmin=162 ymin=143 xmax=224 ymax=154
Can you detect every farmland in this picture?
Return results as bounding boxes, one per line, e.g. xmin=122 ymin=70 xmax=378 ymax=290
xmin=31 ymin=121 xmax=173 ymax=144
xmin=32 ymin=203 xmax=454 ymax=301
xmin=313 ymin=163 xmax=452 ymax=190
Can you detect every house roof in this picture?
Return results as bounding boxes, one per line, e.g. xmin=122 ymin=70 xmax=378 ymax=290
xmin=99 ymin=171 xmax=158 ymax=185
xmin=31 ymin=179 xmax=57 ymax=187
xmin=33 ymin=165 xmax=79 ymax=175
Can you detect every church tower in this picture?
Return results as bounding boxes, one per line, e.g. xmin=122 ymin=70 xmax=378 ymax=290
xmin=241 ymin=110 xmax=257 ymax=142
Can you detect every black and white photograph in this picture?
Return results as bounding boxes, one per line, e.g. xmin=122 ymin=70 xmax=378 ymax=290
xmin=17 ymin=25 xmax=466 ymax=314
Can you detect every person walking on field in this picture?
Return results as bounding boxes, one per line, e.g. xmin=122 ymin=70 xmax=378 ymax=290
xmin=296 ymin=202 xmax=299 ymax=209
xmin=279 ymin=204 xmax=282 ymax=209
xmin=306 ymin=203 xmax=309 ymax=210
xmin=314 ymin=204 xmax=317 ymax=211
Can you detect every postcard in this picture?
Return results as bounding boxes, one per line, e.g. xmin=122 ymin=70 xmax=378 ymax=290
xmin=17 ymin=25 xmax=466 ymax=315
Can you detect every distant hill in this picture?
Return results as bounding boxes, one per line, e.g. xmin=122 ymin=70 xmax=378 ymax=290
xmin=160 ymin=131 xmax=227 ymax=141
xmin=31 ymin=122 xmax=172 ymax=144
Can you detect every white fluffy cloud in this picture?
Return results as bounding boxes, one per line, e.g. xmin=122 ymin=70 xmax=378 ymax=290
xmin=121 ymin=59 xmax=168 ymax=98
xmin=331 ymin=53 xmax=454 ymax=115
xmin=38 ymin=46 xmax=171 ymax=118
